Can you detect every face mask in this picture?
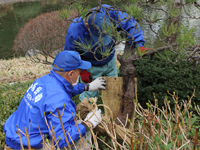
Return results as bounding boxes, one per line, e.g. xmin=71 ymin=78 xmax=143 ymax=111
xmin=69 ymin=71 xmax=80 ymax=87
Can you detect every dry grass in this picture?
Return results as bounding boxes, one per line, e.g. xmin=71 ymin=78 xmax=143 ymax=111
xmin=0 ymin=57 xmax=52 ymax=84
xmin=0 ymin=53 xmax=122 ymax=84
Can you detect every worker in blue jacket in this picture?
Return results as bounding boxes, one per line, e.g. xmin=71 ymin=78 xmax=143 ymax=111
xmin=64 ymin=4 xmax=150 ymax=101
xmin=4 ymin=51 xmax=105 ymax=150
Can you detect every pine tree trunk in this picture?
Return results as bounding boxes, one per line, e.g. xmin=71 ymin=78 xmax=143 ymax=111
xmin=115 ymin=42 xmax=139 ymax=126
xmin=166 ymin=1 xmax=181 ymax=44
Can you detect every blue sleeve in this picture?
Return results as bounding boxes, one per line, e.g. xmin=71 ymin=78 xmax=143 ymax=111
xmin=101 ymin=4 xmax=145 ymax=47
xmin=72 ymin=83 xmax=85 ymax=97
xmin=47 ymin=99 xmax=87 ymax=149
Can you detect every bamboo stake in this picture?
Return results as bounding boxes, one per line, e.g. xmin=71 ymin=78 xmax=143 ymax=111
xmin=131 ymin=136 xmax=134 ymax=150
xmin=145 ymin=141 xmax=148 ymax=150
xmin=193 ymin=127 xmax=199 ymax=150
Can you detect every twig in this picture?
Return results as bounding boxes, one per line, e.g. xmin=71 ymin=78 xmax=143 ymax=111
xmin=56 ymin=108 xmax=72 ymax=150
xmin=24 ymin=127 xmax=31 ymax=150
xmin=96 ymin=137 xmax=114 ymax=150
xmin=72 ymin=113 xmax=88 ymax=149
xmin=50 ymin=122 xmax=60 ymax=150
xmin=66 ymin=131 xmax=77 ymax=150
xmin=17 ymin=130 xmax=24 ymax=150
xmin=177 ymin=140 xmax=191 ymax=150
xmin=37 ymin=125 xmax=45 ymax=150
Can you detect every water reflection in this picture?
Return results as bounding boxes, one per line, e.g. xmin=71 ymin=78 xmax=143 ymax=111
xmin=0 ymin=0 xmax=200 ymax=59
xmin=0 ymin=1 xmax=65 ymax=59
xmin=0 ymin=0 xmax=116 ymax=59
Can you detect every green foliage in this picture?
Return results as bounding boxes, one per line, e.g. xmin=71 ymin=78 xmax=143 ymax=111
xmin=58 ymin=3 xmax=89 ymax=20
xmin=57 ymin=7 xmax=71 ymax=20
xmin=177 ymin=26 xmax=196 ymax=53
xmin=129 ymin=0 xmax=137 ymax=3
xmin=169 ymin=6 xmax=181 ymax=18
xmin=75 ymin=3 xmax=90 ymax=18
xmin=73 ymin=38 xmax=96 ymax=54
xmin=98 ymin=44 xmax=115 ymax=58
xmin=159 ymin=25 xmax=196 ymax=62
xmin=185 ymin=114 xmax=200 ymax=138
xmin=161 ymin=22 xmax=180 ymax=37
xmin=118 ymin=55 xmax=200 ymax=109
xmin=186 ymin=0 xmax=197 ymax=4
xmin=0 ymin=80 xmax=33 ymax=149
xmin=163 ymin=142 xmax=173 ymax=149
xmin=111 ymin=0 xmax=121 ymax=2
xmin=102 ymin=20 xmax=124 ymax=43
xmin=123 ymin=4 xmax=143 ymax=19
xmin=71 ymin=94 xmax=81 ymax=106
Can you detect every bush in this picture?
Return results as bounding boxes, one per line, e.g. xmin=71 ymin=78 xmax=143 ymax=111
xmin=13 ymin=11 xmax=76 ymax=61
xmin=0 ymin=80 xmax=33 ymax=148
xmin=118 ymin=55 xmax=200 ymax=108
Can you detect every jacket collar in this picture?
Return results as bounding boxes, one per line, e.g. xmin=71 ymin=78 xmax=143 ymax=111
xmin=50 ymin=70 xmax=74 ymax=95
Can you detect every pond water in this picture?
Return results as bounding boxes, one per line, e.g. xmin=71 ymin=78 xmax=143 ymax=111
xmin=0 ymin=0 xmax=200 ymax=59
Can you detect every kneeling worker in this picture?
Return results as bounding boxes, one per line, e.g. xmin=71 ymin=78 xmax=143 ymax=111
xmin=4 ymin=51 xmax=106 ymax=149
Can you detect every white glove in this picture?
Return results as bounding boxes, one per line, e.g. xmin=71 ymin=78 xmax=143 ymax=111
xmin=84 ymin=109 xmax=102 ymax=128
xmin=88 ymin=77 xmax=106 ymax=91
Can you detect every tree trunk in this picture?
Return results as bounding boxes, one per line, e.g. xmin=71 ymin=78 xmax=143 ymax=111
xmin=115 ymin=42 xmax=139 ymax=126
xmin=115 ymin=1 xmax=183 ymax=126
xmin=166 ymin=1 xmax=181 ymax=44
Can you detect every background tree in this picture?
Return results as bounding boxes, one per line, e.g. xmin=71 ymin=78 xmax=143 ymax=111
xmin=14 ymin=0 xmax=200 ymax=125
xmin=13 ymin=11 xmax=77 ymax=64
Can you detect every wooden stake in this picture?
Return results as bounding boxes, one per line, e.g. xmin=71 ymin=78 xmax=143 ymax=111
xmin=193 ymin=127 xmax=199 ymax=150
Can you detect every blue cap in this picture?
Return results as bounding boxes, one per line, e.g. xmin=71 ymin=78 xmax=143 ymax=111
xmin=52 ymin=51 xmax=91 ymax=71
xmin=88 ymin=11 xmax=112 ymax=46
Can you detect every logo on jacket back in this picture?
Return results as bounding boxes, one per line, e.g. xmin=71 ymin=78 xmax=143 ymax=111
xmin=25 ymin=82 xmax=44 ymax=109
xmin=34 ymin=93 xmax=43 ymax=103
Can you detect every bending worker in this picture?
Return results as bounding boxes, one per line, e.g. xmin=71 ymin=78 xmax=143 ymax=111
xmin=64 ymin=4 xmax=149 ymax=101
xmin=4 ymin=51 xmax=105 ymax=149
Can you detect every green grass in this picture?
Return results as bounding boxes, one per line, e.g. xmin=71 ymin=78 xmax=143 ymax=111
xmin=0 ymin=80 xmax=34 ymax=148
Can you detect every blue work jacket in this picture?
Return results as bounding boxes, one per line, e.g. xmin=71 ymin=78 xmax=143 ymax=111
xmin=4 ymin=70 xmax=86 ymax=149
xmin=64 ymin=4 xmax=145 ymax=67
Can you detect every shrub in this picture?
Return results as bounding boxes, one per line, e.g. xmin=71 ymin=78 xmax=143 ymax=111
xmin=118 ymin=55 xmax=200 ymax=108
xmin=13 ymin=11 xmax=76 ymax=63
xmin=0 ymin=80 xmax=33 ymax=148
